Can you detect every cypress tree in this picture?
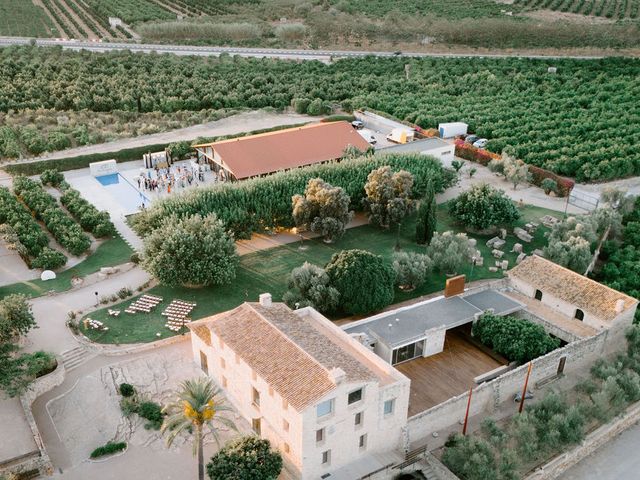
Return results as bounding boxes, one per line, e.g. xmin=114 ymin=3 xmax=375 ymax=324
xmin=416 ymin=180 xmax=437 ymax=245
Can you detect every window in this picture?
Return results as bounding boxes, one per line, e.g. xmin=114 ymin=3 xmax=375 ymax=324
xmin=535 ymin=289 xmax=543 ymax=301
xmin=316 ymin=428 xmax=325 ymax=443
xmin=321 ymin=450 xmax=331 ymax=465
xmin=252 ymin=418 xmax=261 ymax=436
xmin=316 ymin=399 xmax=334 ymax=418
xmin=252 ymin=387 xmax=260 ymax=407
xmin=220 ymin=357 xmax=226 ymax=369
xmin=348 ymin=388 xmax=363 ymax=405
xmin=218 ymin=338 xmax=224 ymax=349
xmin=359 ymin=434 xmax=367 ymax=450
xmin=221 ymin=376 xmax=227 ymax=388
xmin=354 ymin=412 xmax=363 ymax=426
xmin=269 ymin=386 xmax=274 ymax=397
xmin=282 ymin=399 xmax=289 ymax=410
xmin=252 ymin=370 xmax=257 ymax=381
xmin=384 ymin=399 xmax=395 ymax=415
xmin=199 ymin=351 xmax=208 ymax=374
xmin=575 ymin=309 xmax=585 ymax=321
xmin=392 ymin=340 xmax=425 ymax=365
xmin=283 ymin=443 xmax=290 ymax=454
xmin=283 ymin=419 xmax=289 ymax=432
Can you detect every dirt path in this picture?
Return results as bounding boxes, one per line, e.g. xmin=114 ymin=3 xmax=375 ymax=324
xmin=9 ymin=111 xmax=318 ymax=165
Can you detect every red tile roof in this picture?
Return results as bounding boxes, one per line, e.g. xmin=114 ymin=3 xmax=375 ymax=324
xmin=193 ymin=121 xmax=370 ymax=179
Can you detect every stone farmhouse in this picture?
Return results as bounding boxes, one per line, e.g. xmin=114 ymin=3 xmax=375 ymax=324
xmin=188 ymin=256 xmax=638 ymax=479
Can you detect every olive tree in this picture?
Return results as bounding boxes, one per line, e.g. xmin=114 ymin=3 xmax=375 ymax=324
xmin=363 ymin=166 xmax=414 ymax=230
xmin=282 ymin=262 xmax=340 ymax=313
xmin=292 ymin=178 xmax=353 ymax=243
xmin=325 ymin=249 xmax=394 ymax=315
xmin=0 ymin=294 xmax=36 ymax=344
xmin=392 ymin=251 xmax=432 ymax=291
xmin=544 ymin=235 xmax=592 ymax=273
xmin=142 ymin=213 xmax=238 ymax=287
xmin=449 ymin=183 xmax=520 ymax=231
xmin=502 ymin=151 xmax=530 ymax=190
xmin=427 ymin=231 xmax=473 ymax=275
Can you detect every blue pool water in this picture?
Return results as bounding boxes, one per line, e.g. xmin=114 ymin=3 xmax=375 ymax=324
xmin=95 ymin=173 xmax=150 ymax=212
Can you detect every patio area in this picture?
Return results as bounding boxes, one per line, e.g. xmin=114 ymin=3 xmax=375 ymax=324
xmin=396 ymin=327 xmax=506 ymax=416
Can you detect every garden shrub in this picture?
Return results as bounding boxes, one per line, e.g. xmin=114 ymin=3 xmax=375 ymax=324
xmin=427 ymin=231 xmax=473 ymax=275
xmin=117 ymin=287 xmax=132 ymax=299
xmin=449 ymin=183 xmax=520 ymax=231
xmin=138 ymin=401 xmax=163 ymax=430
xmin=60 ymin=187 xmax=115 ymax=237
xmin=0 ymin=186 xmax=50 ymax=258
xmin=472 ymin=313 xmax=560 ymax=363
xmin=119 ymin=383 xmax=135 ymax=397
xmin=31 ymin=247 xmax=67 ymax=270
xmin=39 ymin=169 xmax=64 ymax=187
xmin=282 ymin=262 xmax=340 ymax=313
xmin=392 ymin=251 xmax=432 ymax=291
xmin=206 ymin=437 xmax=282 ymax=480
xmin=325 ymin=249 xmax=394 ymax=315
xmin=90 ymin=441 xmax=126 ymax=459
xmin=120 ymin=397 xmax=139 ymax=416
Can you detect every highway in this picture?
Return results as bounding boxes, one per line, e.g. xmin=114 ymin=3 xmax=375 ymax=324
xmin=0 ymin=36 xmax=608 ymax=61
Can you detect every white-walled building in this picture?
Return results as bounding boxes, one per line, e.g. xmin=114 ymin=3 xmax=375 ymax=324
xmin=188 ymin=294 xmax=410 ymax=480
xmin=508 ymin=255 xmax=638 ymax=332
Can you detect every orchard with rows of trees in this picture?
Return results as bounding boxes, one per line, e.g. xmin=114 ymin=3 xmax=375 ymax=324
xmin=0 ymin=46 xmax=639 ymax=181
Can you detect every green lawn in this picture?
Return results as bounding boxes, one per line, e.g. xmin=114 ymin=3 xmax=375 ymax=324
xmin=0 ymin=236 xmax=133 ymax=299
xmin=83 ymin=203 xmax=559 ymax=344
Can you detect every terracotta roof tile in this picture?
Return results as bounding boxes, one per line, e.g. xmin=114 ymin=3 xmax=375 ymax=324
xmin=188 ymin=302 xmax=378 ymax=411
xmin=508 ymin=255 xmax=637 ymax=322
xmin=192 ymin=325 xmax=211 ymax=346
xmin=193 ymin=121 xmax=370 ymax=179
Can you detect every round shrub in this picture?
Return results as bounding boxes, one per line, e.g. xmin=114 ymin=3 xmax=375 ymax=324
xmin=206 ymin=436 xmax=282 ymax=480
xmin=119 ymin=382 xmax=135 ymax=397
xmin=325 ymin=249 xmax=394 ymax=315
xmin=31 ymin=247 xmax=67 ymax=270
xmin=449 ymin=183 xmax=520 ymax=231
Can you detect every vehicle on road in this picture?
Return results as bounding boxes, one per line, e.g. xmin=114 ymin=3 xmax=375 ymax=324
xmin=473 ymin=138 xmax=488 ymax=148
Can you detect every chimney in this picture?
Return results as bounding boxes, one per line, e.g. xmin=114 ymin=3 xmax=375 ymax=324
xmin=615 ymin=298 xmax=626 ymax=314
xmin=259 ymin=293 xmax=272 ymax=308
xmin=329 ymin=367 xmax=346 ymax=385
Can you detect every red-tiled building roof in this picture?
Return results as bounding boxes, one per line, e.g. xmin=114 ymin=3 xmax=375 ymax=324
xmin=193 ymin=121 xmax=370 ymax=179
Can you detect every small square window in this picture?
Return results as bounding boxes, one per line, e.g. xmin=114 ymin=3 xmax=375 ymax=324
xmin=252 ymin=387 xmax=260 ymax=407
xmin=316 ymin=399 xmax=334 ymax=418
xmin=354 ymin=412 xmax=363 ymax=426
xmin=220 ymin=357 xmax=226 ymax=369
xmin=316 ymin=428 xmax=324 ymax=443
xmin=221 ymin=376 xmax=227 ymax=388
xmin=282 ymin=399 xmax=289 ymax=410
xmin=283 ymin=419 xmax=289 ymax=432
xmin=252 ymin=370 xmax=258 ymax=381
xmin=321 ymin=449 xmax=331 ymax=465
xmin=283 ymin=443 xmax=290 ymax=454
xmin=269 ymin=386 xmax=274 ymax=397
xmin=348 ymin=388 xmax=363 ymax=405
xmin=384 ymin=399 xmax=395 ymax=415
xmin=359 ymin=434 xmax=367 ymax=450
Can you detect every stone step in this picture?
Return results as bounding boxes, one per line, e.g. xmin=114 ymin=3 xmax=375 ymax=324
xmin=61 ymin=347 xmax=94 ymax=372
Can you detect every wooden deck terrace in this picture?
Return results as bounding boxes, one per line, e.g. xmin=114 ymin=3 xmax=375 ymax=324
xmin=396 ymin=329 xmax=505 ymax=416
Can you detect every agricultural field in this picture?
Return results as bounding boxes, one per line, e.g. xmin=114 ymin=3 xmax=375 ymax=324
xmin=1 ymin=47 xmax=639 ymax=182
xmin=84 ymin=0 xmax=174 ymax=23
xmin=514 ymin=0 xmax=640 ymax=20
xmin=328 ymin=0 xmax=512 ymax=19
xmin=0 ymin=0 xmax=57 ymax=37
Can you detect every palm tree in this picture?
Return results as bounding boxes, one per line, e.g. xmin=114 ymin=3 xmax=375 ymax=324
xmin=161 ymin=377 xmax=236 ymax=480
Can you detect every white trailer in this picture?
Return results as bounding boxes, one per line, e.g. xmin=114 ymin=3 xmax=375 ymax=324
xmin=438 ymin=122 xmax=468 ymax=138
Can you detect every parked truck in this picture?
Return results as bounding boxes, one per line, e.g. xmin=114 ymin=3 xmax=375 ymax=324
xmin=438 ymin=122 xmax=468 ymax=138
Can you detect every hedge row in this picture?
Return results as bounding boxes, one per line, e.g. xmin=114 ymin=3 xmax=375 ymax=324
xmin=0 ymin=186 xmax=49 ymax=258
xmin=131 ymin=153 xmax=455 ymax=239
xmin=90 ymin=441 xmax=127 ymax=459
xmin=454 ymin=140 xmax=574 ymax=196
xmin=13 ymin=177 xmax=91 ymax=256
xmin=59 ymin=183 xmax=116 ymax=238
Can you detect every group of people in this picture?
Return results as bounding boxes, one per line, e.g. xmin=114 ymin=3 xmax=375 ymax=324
xmin=136 ymin=164 xmax=207 ymax=195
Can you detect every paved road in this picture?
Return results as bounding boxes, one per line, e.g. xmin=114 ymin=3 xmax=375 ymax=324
xmin=559 ymin=422 xmax=640 ymax=480
xmin=0 ymin=36 xmax=610 ymax=60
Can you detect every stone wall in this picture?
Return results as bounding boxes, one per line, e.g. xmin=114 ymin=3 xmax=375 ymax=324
xmin=404 ymin=329 xmax=609 ymax=448
xmin=514 ymin=309 xmax=581 ymax=344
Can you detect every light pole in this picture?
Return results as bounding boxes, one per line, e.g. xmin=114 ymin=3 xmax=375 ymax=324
xmin=94 ymin=291 xmax=99 ymax=307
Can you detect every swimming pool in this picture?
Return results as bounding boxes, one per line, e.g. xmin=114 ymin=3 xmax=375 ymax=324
xmin=95 ymin=173 xmax=151 ymax=213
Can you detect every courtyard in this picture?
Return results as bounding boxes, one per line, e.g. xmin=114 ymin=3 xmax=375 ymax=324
xmin=396 ymin=327 xmax=506 ymax=416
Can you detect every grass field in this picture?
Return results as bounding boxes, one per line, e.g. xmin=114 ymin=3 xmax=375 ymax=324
xmin=82 ymin=203 xmax=557 ymax=344
xmin=0 ymin=236 xmax=133 ymax=298
xmin=0 ymin=0 xmax=55 ymax=37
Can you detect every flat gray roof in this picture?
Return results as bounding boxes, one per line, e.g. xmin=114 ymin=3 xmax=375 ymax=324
xmin=375 ymin=137 xmax=451 ymax=156
xmin=344 ymin=289 xmax=523 ymax=348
